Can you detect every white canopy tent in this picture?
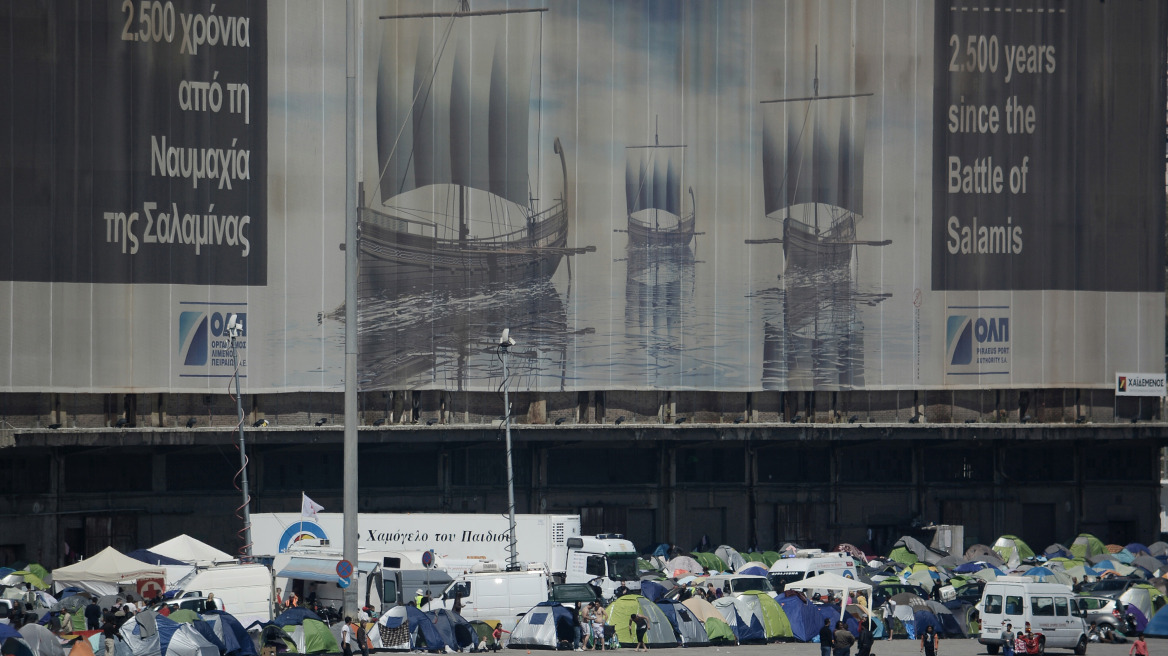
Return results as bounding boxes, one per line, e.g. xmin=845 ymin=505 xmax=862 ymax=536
xmin=785 ymin=571 xmax=873 ymax=627
xmin=150 ymin=535 xmax=235 ymax=566
xmin=51 ymin=546 xmax=166 ymax=596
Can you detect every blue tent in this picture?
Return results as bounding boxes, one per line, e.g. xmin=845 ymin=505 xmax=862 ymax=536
xmin=726 ymin=603 xmax=766 ymax=643
xmin=0 ymin=624 xmax=20 ymax=641
xmin=1145 ymin=604 xmax=1168 ymax=637
xmin=272 ymin=608 xmax=323 ymax=627
xmin=127 ymin=549 xmax=188 ymax=566
xmin=640 ymin=581 xmax=668 ymax=602
xmin=203 ymin=610 xmax=257 ymax=656
xmin=655 ymin=600 xmax=709 ymax=647
xmin=1126 ymin=543 xmax=1151 ymax=556
xmin=508 ymin=602 xmax=576 ymax=649
xmin=912 ymin=609 xmax=944 ymax=639
xmin=188 ymin=618 xmax=228 ymax=653
xmin=155 ymin=615 xmax=181 ymax=656
xmin=775 ymin=595 xmax=823 ymax=642
xmin=739 ymin=566 xmax=768 ymax=576
xmin=651 ymin=544 xmax=671 ymax=558
xmin=428 ymin=610 xmax=476 ymax=650
xmin=812 ymin=604 xmax=859 ymax=637
xmin=386 ymin=605 xmax=446 ymax=651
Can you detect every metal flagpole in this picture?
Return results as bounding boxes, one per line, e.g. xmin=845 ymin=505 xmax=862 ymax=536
xmin=342 ymin=0 xmax=361 ymax=618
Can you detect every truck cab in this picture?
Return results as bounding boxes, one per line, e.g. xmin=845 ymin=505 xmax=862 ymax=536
xmin=564 ymin=534 xmax=639 ymax=601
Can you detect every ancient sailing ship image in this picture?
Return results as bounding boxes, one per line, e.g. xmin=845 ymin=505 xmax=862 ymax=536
xmin=747 ymin=48 xmax=888 ymax=272
xmin=359 ymin=1 xmax=591 ymax=301
xmin=620 ymin=122 xmax=697 ymax=248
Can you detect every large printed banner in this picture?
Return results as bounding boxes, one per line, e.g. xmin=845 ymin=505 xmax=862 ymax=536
xmin=0 ymin=1 xmax=1163 ymax=393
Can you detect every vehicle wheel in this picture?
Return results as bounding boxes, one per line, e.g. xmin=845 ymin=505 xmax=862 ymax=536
xmin=987 ymin=644 xmax=1000 ymax=654
xmin=1038 ymin=637 xmax=1046 ymax=656
xmin=1074 ymin=636 xmax=1087 ymax=656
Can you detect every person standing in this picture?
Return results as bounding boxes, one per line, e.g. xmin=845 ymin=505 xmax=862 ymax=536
xmin=882 ymin=601 xmax=895 ymax=640
xmin=856 ymin=622 xmax=874 ymax=656
xmin=102 ymin=616 xmax=120 ymax=656
xmin=590 ymin=602 xmax=608 ymax=651
xmin=834 ymin=621 xmax=857 ymax=656
xmin=1002 ymin=623 xmax=1015 ymax=656
xmin=920 ymin=625 xmax=939 ymax=656
xmin=85 ymin=601 xmax=102 ymax=630
xmin=570 ymin=603 xmax=584 ymax=651
xmin=819 ymin=618 xmax=835 ymax=656
xmin=341 ymin=616 xmax=354 ymax=656
xmin=629 ymin=613 xmax=649 ymax=652
xmin=1129 ymin=634 xmax=1148 ymax=656
xmin=353 ymin=617 xmax=369 ymax=656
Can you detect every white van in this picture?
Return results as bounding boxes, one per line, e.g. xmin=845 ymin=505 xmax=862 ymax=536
xmin=176 ymin=563 xmax=272 ymax=626
xmin=704 ymin=574 xmax=775 ymax=596
xmin=429 ymin=569 xmax=549 ymax=632
xmin=977 ymin=576 xmax=1087 ymax=654
xmin=767 ymin=550 xmax=859 ymax=592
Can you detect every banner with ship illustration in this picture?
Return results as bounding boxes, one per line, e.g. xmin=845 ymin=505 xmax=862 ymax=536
xmin=0 ymin=0 xmax=1163 ymax=393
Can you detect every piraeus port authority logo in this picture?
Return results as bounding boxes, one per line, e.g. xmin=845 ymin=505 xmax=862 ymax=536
xmin=945 ymin=307 xmax=1010 ymax=377
xmin=177 ymin=305 xmax=247 ymax=373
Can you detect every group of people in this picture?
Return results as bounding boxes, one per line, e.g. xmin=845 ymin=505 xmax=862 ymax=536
xmin=572 ymin=600 xmax=610 ymax=651
xmin=818 ymin=618 xmax=876 ymax=656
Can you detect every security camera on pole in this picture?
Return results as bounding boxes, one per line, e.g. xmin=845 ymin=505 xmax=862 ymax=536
xmin=498 ymin=329 xmax=519 ymax=571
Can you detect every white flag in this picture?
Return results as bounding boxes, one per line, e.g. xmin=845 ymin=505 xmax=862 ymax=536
xmin=301 ymin=493 xmax=324 ymax=519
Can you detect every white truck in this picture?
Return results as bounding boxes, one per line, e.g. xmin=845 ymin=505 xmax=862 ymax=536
xmin=564 ymin=534 xmax=640 ymax=600
xmin=767 ymin=550 xmax=859 ymax=592
xmin=171 ymin=563 xmax=273 ymax=626
xmin=252 ymin=513 xmax=581 ymax=574
xmin=428 ymin=567 xmax=550 ymax=632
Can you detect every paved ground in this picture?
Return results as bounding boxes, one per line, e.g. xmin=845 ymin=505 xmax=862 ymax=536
xmin=499 ymin=641 xmax=1148 ymax=656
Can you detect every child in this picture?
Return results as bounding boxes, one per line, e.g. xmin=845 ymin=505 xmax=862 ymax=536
xmin=1129 ymin=634 xmax=1147 ymax=656
xmin=1014 ymin=631 xmax=1027 ymax=656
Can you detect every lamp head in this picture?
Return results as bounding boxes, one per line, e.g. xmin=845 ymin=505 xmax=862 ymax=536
xmin=499 ymin=328 xmax=515 ymax=347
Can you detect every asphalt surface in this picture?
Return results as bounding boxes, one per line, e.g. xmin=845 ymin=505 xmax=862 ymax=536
xmin=499 ymin=640 xmax=1148 ymax=656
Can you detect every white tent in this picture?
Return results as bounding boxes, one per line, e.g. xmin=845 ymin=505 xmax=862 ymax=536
xmin=119 ymin=613 xmax=162 ymax=656
xmin=18 ymin=623 xmax=66 ymax=656
xmin=166 ymin=623 xmax=220 ymax=656
xmin=52 ymin=547 xmax=166 ymax=596
xmin=785 ymin=572 xmax=873 ymax=626
xmin=150 ymin=535 xmax=235 ymax=567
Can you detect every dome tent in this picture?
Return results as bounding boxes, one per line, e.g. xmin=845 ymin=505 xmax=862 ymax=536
xmin=605 ymin=594 xmax=677 ymax=648
xmin=508 ymin=602 xmax=575 ymax=649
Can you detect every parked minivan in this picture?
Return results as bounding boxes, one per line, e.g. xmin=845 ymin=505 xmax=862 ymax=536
xmin=978 ymin=576 xmax=1087 ymax=655
xmin=429 ymin=569 xmax=550 ymax=632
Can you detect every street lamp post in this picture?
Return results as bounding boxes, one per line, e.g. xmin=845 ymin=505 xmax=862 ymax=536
xmin=227 ymin=313 xmax=252 ymax=559
xmin=499 ymin=329 xmax=518 ymax=571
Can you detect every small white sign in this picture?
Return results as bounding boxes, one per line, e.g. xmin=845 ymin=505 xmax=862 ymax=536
xmin=1115 ymin=372 xmax=1167 ymax=397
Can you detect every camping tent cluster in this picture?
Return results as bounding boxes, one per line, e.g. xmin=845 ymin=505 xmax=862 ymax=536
xmin=621 ymin=532 xmax=1168 ymax=647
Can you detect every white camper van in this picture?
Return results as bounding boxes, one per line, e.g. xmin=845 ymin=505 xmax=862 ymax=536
xmin=767 ymin=550 xmax=859 ymax=592
xmin=978 ymin=576 xmax=1088 ymax=655
xmin=175 ymin=563 xmax=272 ymax=625
xmin=429 ymin=567 xmax=550 ymax=632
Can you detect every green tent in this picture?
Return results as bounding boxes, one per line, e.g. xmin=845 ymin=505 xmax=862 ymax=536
xmin=992 ymin=535 xmax=1035 ymax=567
xmin=741 ymin=591 xmax=793 ymax=639
xmin=11 ymin=570 xmax=49 ymax=590
xmin=469 ymin=620 xmax=498 ymax=649
xmin=1070 ymin=534 xmax=1106 ymax=559
xmin=888 ymin=546 xmax=918 ymax=566
xmin=167 ymin=609 xmax=200 ymax=623
xmin=693 ymin=552 xmax=728 ymax=573
xmin=605 ymin=595 xmax=677 ymax=647
xmin=704 ymin=616 xmax=736 ymax=643
xmin=296 ymin=618 xmax=339 ymax=654
xmin=761 ymin=551 xmax=781 ymax=567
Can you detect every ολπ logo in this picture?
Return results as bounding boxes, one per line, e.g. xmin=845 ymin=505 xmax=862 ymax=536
xmin=945 ymin=307 xmax=1011 ymax=376
xmin=178 ymin=310 xmax=247 ymax=366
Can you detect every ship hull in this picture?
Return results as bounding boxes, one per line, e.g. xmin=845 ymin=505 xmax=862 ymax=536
xmin=627 ymin=213 xmax=697 ymax=248
xmin=359 ymin=203 xmax=568 ymax=299
xmin=782 ymin=214 xmax=855 ymax=271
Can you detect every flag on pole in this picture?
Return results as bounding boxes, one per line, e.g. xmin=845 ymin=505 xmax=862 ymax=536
xmin=301 ymin=493 xmax=324 ymax=519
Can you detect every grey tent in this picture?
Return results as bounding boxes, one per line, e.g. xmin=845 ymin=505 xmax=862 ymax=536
xmin=714 ymin=546 xmax=746 ymax=573
xmin=166 ymin=624 xmax=219 ymax=656
xmin=17 ymin=624 xmax=64 ymax=656
xmin=119 ymin=613 xmax=161 ymax=656
xmin=656 ymin=600 xmax=709 ymax=647
xmin=892 ymin=536 xmax=947 ymax=565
